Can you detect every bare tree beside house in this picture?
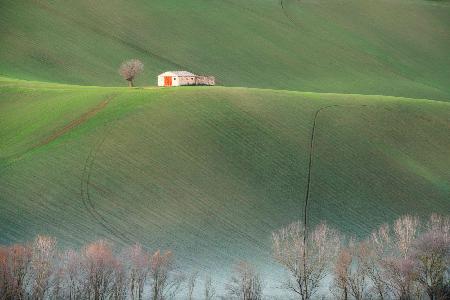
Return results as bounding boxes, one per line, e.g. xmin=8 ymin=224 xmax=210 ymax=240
xmin=119 ymin=59 xmax=144 ymax=87
xmin=272 ymin=221 xmax=341 ymax=300
xmin=225 ymin=261 xmax=263 ymax=300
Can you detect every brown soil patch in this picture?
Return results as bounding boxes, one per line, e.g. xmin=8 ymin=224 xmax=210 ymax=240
xmin=36 ymin=96 xmax=113 ymax=148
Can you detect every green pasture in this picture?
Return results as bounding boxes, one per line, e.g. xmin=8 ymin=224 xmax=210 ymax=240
xmin=1 ymin=78 xmax=449 ymax=283
xmin=0 ymin=0 xmax=449 ymax=99
xmin=1 ymin=0 xmax=449 ymax=292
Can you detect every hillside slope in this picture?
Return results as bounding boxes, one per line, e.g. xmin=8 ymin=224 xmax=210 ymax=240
xmin=0 ymin=0 xmax=449 ymax=99
xmin=1 ymin=78 xmax=449 ymax=283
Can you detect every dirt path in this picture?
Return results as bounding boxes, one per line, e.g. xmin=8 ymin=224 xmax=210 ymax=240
xmin=36 ymin=96 xmax=112 ymax=148
xmin=1 ymin=95 xmax=115 ymax=172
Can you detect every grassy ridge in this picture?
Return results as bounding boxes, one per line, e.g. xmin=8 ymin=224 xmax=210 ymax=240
xmin=0 ymin=0 xmax=449 ymax=99
xmin=1 ymin=78 xmax=449 ymax=281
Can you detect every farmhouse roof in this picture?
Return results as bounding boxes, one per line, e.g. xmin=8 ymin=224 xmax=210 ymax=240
xmin=159 ymin=71 xmax=197 ymax=77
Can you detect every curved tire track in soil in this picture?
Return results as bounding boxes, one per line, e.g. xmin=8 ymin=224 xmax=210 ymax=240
xmin=80 ymin=95 xmax=135 ymax=245
xmin=303 ymin=104 xmax=368 ymax=231
xmin=280 ymin=0 xmax=301 ymax=26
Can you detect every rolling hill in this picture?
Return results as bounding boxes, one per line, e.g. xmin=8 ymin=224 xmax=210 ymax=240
xmin=1 ymin=77 xmax=449 ymax=289
xmin=1 ymin=0 xmax=450 ymax=294
xmin=0 ymin=0 xmax=449 ymax=99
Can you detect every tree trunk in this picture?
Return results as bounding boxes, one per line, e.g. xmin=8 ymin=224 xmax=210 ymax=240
xmin=128 ymin=80 xmax=134 ymax=88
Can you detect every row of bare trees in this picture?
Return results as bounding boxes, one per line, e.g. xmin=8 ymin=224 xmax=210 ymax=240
xmin=1 ymin=214 xmax=448 ymax=299
xmin=0 ymin=239 xmax=187 ymax=300
xmin=273 ymin=214 xmax=449 ymax=300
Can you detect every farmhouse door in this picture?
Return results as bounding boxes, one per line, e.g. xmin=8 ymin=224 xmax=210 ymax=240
xmin=164 ymin=76 xmax=172 ymax=86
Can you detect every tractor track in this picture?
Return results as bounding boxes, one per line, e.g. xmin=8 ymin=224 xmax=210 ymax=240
xmin=303 ymin=104 xmax=368 ymax=232
xmin=37 ymin=100 xmax=110 ymax=148
xmin=1 ymin=97 xmax=112 ymax=171
xmin=80 ymin=95 xmax=135 ymax=245
xmin=80 ymin=130 xmax=134 ymax=245
xmin=301 ymin=103 xmax=369 ymax=295
xmin=280 ymin=0 xmax=301 ymax=26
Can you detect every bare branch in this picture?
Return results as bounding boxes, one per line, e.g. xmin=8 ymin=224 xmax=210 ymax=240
xmin=119 ymin=59 xmax=144 ymax=87
xmin=225 ymin=261 xmax=263 ymax=300
xmin=272 ymin=222 xmax=340 ymax=300
xmin=30 ymin=235 xmax=57 ymax=300
xmin=204 ymin=275 xmax=216 ymax=300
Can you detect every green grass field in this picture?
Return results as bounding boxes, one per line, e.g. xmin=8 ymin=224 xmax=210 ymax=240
xmin=1 ymin=0 xmax=449 ymax=99
xmin=1 ymin=77 xmax=449 ymax=286
xmin=1 ymin=0 xmax=450 ymax=293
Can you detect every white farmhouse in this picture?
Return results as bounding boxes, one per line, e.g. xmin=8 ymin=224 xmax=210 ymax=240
xmin=157 ymin=71 xmax=215 ymax=87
